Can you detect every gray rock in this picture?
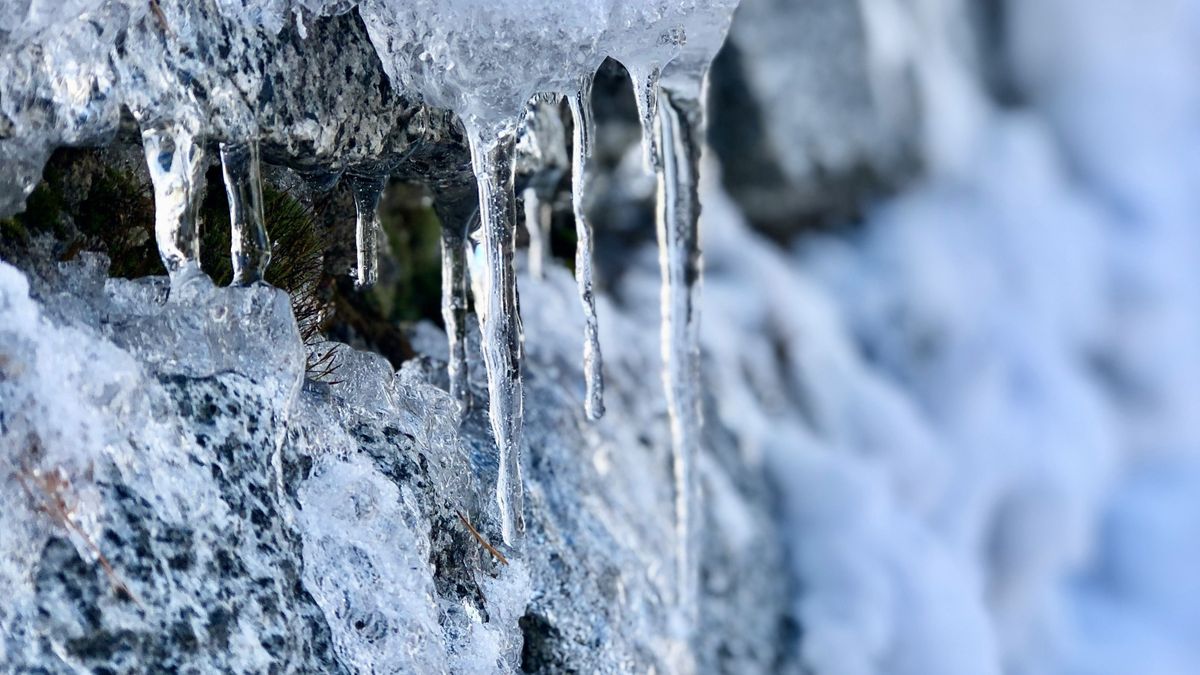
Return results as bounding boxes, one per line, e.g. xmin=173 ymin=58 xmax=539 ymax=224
xmin=708 ymin=0 xmax=919 ymax=236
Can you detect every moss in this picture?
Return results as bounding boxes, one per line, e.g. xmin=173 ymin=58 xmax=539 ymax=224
xmin=1 ymin=157 xmax=73 ymax=255
xmin=5 ymin=147 xmax=451 ymax=372
xmin=377 ymin=182 xmax=443 ymax=325
xmin=74 ymin=161 xmax=161 ymax=278
xmin=1 ymin=216 xmax=29 ymax=245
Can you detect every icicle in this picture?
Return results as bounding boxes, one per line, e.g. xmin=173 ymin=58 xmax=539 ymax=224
xmin=220 ymin=140 xmax=271 ymax=285
xmin=523 ymin=187 xmax=550 ymax=280
xmin=516 ymin=96 xmax=567 ymax=280
xmin=629 ymin=64 xmax=663 ymax=173
xmin=567 ymin=78 xmax=606 ymax=421
xmin=653 ymin=84 xmax=705 ymax=625
xmin=467 ymin=129 xmax=525 ymax=546
xmin=440 ymin=222 xmax=470 ymax=404
xmin=142 ymin=124 xmax=207 ymax=284
xmin=350 ymin=174 xmax=387 ymax=288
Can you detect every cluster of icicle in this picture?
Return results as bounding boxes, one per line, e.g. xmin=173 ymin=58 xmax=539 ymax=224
xmin=138 ymin=0 xmax=737 ymax=623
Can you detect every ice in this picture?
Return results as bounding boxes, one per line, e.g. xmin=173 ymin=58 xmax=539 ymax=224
xmin=439 ymin=224 xmax=471 ymax=405
xmin=0 ymin=0 xmax=745 ymax=557
xmin=515 ymin=96 xmax=568 ymax=281
xmin=6 ymin=0 xmax=1200 ymax=672
xmin=521 ymin=187 xmax=550 ymax=280
xmin=350 ymin=174 xmax=386 ymax=288
xmin=220 ymin=141 xmax=272 ymax=285
xmin=467 ymin=132 xmax=526 ymax=546
xmin=629 ymin=64 xmax=663 ymax=172
xmin=651 ymin=88 xmax=706 ymax=623
xmin=140 ymin=124 xmax=208 ymax=285
xmin=566 ymin=77 xmax=606 ymax=421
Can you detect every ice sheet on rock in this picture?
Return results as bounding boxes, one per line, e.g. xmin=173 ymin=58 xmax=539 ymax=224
xmin=298 ymin=456 xmax=446 ymax=671
xmin=356 ymin=0 xmax=606 ymax=139
xmin=0 ymin=259 xmax=332 ymax=671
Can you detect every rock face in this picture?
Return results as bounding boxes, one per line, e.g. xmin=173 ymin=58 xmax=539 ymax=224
xmin=0 ymin=254 xmax=791 ymax=673
xmin=708 ymin=0 xmax=919 ymax=236
xmin=0 ymin=2 xmax=467 ymax=218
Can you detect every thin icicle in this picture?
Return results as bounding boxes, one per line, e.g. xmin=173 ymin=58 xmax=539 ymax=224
xmin=629 ymin=64 xmax=663 ymax=173
xmin=350 ymin=174 xmax=387 ymax=288
xmin=440 ymin=223 xmax=470 ymax=404
xmin=567 ymin=78 xmax=606 ymax=421
xmin=516 ymin=96 xmax=568 ymax=280
xmin=467 ymin=129 xmax=525 ymax=546
xmin=522 ymin=187 xmax=550 ymax=280
xmin=653 ymin=85 xmax=705 ymax=625
xmin=141 ymin=124 xmax=207 ymax=285
xmin=220 ymin=140 xmax=271 ymax=285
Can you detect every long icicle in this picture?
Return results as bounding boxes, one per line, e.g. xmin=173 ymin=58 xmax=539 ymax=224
xmin=220 ymin=140 xmax=271 ymax=285
xmin=629 ymin=64 xmax=663 ymax=173
xmin=653 ymin=85 xmax=705 ymax=626
xmin=142 ymin=124 xmax=207 ymax=286
xmin=468 ymin=129 xmax=525 ymax=546
xmin=434 ymin=189 xmax=481 ymax=409
xmin=567 ymin=80 xmax=606 ymax=421
xmin=350 ymin=174 xmax=387 ymax=288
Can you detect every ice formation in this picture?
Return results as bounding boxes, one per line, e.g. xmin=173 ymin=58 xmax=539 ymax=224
xmin=356 ymin=0 xmax=739 ymax=547
xmin=0 ymin=0 xmax=739 ymax=553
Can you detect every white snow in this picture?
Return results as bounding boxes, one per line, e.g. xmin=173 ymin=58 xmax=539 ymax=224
xmin=675 ymin=0 xmax=1200 ymax=672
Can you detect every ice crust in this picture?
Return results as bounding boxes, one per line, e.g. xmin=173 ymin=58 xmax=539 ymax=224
xmin=0 ymin=251 xmax=788 ymax=672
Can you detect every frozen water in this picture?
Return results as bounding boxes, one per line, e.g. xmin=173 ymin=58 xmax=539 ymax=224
xmin=467 ymin=133 xmax=526 ymax=545
xmin=0 ymin=0 xmax=743 ymax=556
xmin=566 ymin=80 xmax=606 ymax=421
xmin=221 ymin=141 xmax=272 ymax=286
xmin=140 ymin=124 xmax=207 ymax=284
xmin=350 ymin=174 xmax=386 ymax=288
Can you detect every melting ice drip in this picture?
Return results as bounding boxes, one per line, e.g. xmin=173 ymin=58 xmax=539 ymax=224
xmin=91 ymin=0 xmax=737 ymax=623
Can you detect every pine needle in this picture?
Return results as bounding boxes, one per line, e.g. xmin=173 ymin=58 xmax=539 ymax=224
xmin=17 ymin=465 xmax=143 ymax=606
xmin=457 ymin=510 xmax=508 ymax=565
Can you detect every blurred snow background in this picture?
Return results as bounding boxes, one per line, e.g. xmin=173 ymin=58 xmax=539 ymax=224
xmin=698 ymin=0 xmax=1200 ymax=672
